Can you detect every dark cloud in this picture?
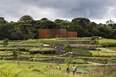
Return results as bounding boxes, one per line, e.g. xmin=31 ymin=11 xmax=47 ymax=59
xmin=0 ymin=0 xmax=116 ymax=23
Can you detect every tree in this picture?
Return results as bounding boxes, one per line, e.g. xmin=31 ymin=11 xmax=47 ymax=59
xmin=40 ymin=20 xmax=57 ymax=29
xmin=54 ymin=19 xmax=63 ymax=29
xmin=20 ymin=24 xmax=29 ymax=40
xmin=64 ymin=45 xmax=72 ymax=53
xmin=41 ymin=18 xmax=48 ymax=21
xmin=3 ymin=38 xmax=9 ymax=47
xmin=71 ymin=17 xmax=90 ymax=28
xmin=69 ymin=25 xmax=89 ymax=37
xmin=106 ymin=19 xmax=114 ymax=25
xmin=19 ymin=15 xmax=33 ymax=22
xmin=60 ymin=20 xmax=70 ymax=29
xmin=12 ymin=50 xmax=18 ymax=62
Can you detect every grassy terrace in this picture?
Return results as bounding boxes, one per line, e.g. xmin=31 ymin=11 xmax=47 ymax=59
xmin=99 ymin=38 xmax=116 ymax=43
xmin=0 ymin=38 xmax=116 ymax=77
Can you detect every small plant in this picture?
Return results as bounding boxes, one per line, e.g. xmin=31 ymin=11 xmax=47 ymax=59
xmin=64 ymin=44 xmax=72 ymax=53
xmin=12 ymin=50 xmax=18 ymax=62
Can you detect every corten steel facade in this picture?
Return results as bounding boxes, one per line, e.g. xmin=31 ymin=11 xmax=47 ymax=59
xmin=39 ymin=29 xmax=77 ymax=39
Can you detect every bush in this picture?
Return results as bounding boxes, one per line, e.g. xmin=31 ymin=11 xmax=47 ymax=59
xmin=64 ymin=44 xmax=72 ymax=53
xmin=71 ymin=59 xmax=88 ymax=64
xmin=28 ymin=48 xmax=56 ymax=54
xmin=72 ymin=48 xmax=92 ymax=56
xmin=90 ymin=41 xmax=99 ymax=45
xmin=19 ymin=47 xmax=30 ymax=51
xmin=8 ymin=43 xmax=43 ymax=47
xmin=0 ymin=48 xmax=17 ymax=51
xmin=101 ymin=42 xmax=116 ymax=47
xmin=82 ymin=58 xmax=109 ymax=64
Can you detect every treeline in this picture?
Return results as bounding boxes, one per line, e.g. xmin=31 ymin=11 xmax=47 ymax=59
xmin=0 ymin=15 xmax=116 ymax=40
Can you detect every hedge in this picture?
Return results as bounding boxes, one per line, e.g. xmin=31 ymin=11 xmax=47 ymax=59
xmin=71 ymin=59 xmax=88 ymax=64
xmin=101 ymin=42 xmax=116 ymax=47
xmin=8 ymin=43 xmax=43 ymax=47
xmin=72 ymin=48 xmax=92 ymax=56
xmin=28 ymin=48 xmax=56 ymax=54
xmin=0 ymin=48 xmax=17 ymax=51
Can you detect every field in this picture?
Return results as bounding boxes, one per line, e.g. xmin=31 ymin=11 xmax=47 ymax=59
xmin=0 ymin=37 xmax=116 ymax=77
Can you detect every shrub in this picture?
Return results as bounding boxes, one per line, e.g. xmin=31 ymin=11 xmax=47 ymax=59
xmin=64 ymin=44 xmax=72 ymax=53
xmin=0 ymin=48 xmax=17 ymax=51
xmin=72 ymin=48 xmax=92 ymax=56
xmin=8 ymin=43 xmax=43 ymax=47
xmin=28 ymin=48 xmax=56 ymax=54
xmin=19 ymin=47 xmax=30 ymax=51
xmin=90 ymin=41 xmax=99 ymax=45
xmin=101 ymin=42 xmax=116 ymax=47
xmin=71 ymin=59 xmax=88 ymax=64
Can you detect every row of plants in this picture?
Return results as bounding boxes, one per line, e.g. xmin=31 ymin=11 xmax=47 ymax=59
xmin=71 ymin=59 xmax=88 ymax=64
xmin=38 ymin=39 xmax=67 ymax=44
xmin=8 ymin=43 xmax=43 ymax=47
xmin=56 ymin=43 xmax=96 ymax=50
xmin=101 ymin=42 xmax=116 ymax=47
xmin=72 ymin=48 xmax=93 ymax=56
xmin=28 ymin=47 xmax=56 ymax=54
xmin=80 ymin=57 xmax=116 ymax=64
xmin=56 ymin=37 xmax=91 ymax=40
xmin=72 ymin=46 xmax=96 ymax=50
xmin=97 ymin=48 xmax=116 ymax=53
xmin=0 ymin=48 xmax=17 ymax=51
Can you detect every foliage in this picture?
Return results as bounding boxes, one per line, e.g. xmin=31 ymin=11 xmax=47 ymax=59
xmin=0 ymin=48 xmax=17 ymax=51
xmin=97 ymin=48 xmax=115 ymax=53
xmin=19 ymin=15 xmax=33 ymax=22
xmin=89 ymin=50 xmax=116 ymax=56
xmin=64 ymin=44 xmax=72 ymax=53
xmin=8 ymin=43 xmax=43 ymax=47
xmin=65 ymin=56 xmax=73 ymax=66
xmin=72 ymin=48 xmax=92 ymax=56
xmin=3 ymin=38 xmax=9 ymax=47
xmin=28 ymin=48 xmax=56 ymax=54
xmin=101 ymin=42 xmax=116 ymax=47
xmin=91 ymin=36 xmax=99 ymax=41
xmin=12 ymin=50 xmax=18 ymax=59
xmin=71 ymin=59 xmax=88 ymax=64
xmin=1 ymin=16 xmax=116 ymax=39
xmin=90 ymin=41 xmax=99 ymax=45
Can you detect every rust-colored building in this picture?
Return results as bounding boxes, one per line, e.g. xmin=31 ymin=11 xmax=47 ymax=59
xmin=39 ymin=29 xmax=77 ymax=39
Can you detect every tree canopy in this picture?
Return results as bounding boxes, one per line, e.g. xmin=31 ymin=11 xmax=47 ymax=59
xmin=0 ymin=15 xmax=116 ymax=40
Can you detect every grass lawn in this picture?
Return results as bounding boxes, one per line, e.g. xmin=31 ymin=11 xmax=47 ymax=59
xmin=99 ymin=38 xmax=116 ymax=43
xmin=89 ymin=50 xmax=116 ymax=56
xmin=107 ymin=47 xmax=116 ymax=52
xmin=0 ymin=60 xmax=85 ymax=77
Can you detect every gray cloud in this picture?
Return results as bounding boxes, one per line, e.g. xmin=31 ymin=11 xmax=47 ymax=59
xmin=0 ymin=0 xmax=116 ymax=23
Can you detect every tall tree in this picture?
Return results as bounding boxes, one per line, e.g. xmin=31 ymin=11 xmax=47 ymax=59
xmin=19 ymin=23 xmax=32 ymax=40
xmin=71 ymin=17 xmax=90 ymax=28
xmin=19 ymin=15 xmax=33 ymax=22
xmin=40 ymin=20 xmax=57 ymax=29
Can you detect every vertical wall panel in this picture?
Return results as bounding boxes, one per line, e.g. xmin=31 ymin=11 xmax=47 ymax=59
xmin=39 ymin=29 xmax=77 ymax=39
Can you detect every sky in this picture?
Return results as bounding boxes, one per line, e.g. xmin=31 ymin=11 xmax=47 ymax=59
xmin=0 ymin=0 xmax=116 ymax=24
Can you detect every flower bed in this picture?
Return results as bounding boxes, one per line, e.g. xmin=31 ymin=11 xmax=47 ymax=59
xmin=28 ymin=47 xmax=56 ymax=54
xmin=72 ymin=46 xmax=96 ymax=50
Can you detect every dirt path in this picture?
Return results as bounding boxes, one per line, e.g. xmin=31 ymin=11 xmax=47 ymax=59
xmin=87 ymin=61 xmax=103 ymax=65
xmin=43 ymin=44 xmax=50 ymax=47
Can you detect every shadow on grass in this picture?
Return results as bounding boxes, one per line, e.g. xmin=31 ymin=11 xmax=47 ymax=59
xmin=32 ymin=69 xmax=45 ymax=74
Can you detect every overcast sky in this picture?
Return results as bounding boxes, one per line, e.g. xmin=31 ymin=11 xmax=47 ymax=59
xmin=0 ymin=0 xmax=116 ymax=23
